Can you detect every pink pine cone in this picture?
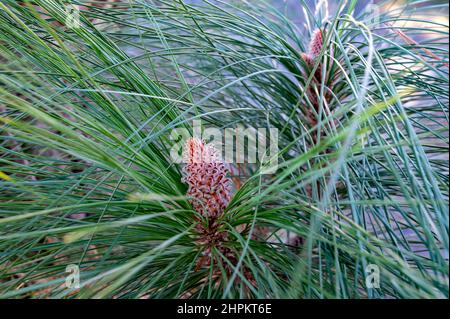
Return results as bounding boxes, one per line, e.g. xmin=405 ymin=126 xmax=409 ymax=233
xmin=308 ymin=28 xmax=324 ymax=60
xmin=182 ymin=138 xmax=232 ymax=219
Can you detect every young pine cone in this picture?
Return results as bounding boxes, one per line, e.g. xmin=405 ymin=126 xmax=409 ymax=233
xmin=302 ymin=28 xmax=324 ymax=66
xmin=182 ymin=138 xmax=232 ymax=219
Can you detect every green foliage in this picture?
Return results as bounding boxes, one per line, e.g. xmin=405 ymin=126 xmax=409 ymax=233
xmin=0 ymin=0 xmax=448 ymax=298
